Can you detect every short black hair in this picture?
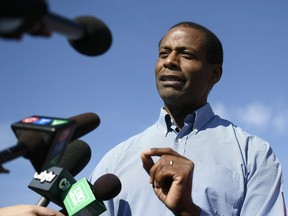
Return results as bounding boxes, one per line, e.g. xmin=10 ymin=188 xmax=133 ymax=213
xmin=160 ymin=21 xmax=224 ymax=65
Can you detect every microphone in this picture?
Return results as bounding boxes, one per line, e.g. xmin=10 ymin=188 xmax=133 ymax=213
xmin=43 ymin=13 xmax=112 ymax=56
xmin=30 ymin=166 xmax=76 ymax=207
xmin=30 ymin=139 xmax=92 ymax=207
xmin=92 ymin=173 xmax=122 ymax=201
xmin=29 ymin=165 xmax=121 ymax=215
xmin=0 ymin=0 xmax=112 ymax=56
xmin=69 ymin=112 xmax=100 ymax=142
xmin=57 ymin=139 xmax=92 ymax=177
xmin=62 ymin=174 xmax=121 ymax=216
xmin=0 ymin=112 xmax=100 ymax=172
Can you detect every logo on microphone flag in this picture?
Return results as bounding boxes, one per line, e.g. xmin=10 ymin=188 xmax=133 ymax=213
xmin=63 ymin=178 xmax=106 ymax=216
xmin=11 ymin=115 xmax=76 ymax=172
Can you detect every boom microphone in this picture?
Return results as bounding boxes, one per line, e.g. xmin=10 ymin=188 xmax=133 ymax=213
xmin=43 ymin=13 xmax=112 ymax=56
xmin=0 ymin=0 xmax=112 ymax=56
xmin=0 ymin=112 xmax=100 ymax=172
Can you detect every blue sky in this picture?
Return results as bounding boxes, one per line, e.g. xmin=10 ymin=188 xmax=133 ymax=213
xmin=1 ymin=0 xmax=287 ymax=209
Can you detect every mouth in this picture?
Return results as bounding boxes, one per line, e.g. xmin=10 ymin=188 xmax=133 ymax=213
xmin=159 ymin=75 xmax=186 ymax=86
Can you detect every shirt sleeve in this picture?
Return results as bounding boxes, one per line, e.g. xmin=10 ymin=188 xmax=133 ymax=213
xmin=240 ymin=136 xmax=286 ymax=215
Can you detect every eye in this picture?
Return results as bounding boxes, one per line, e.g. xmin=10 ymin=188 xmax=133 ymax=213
xmin=181 ymin=51 xmax=196 ymax=60
xmin=158 ymin=49 xmax=170 ymax=58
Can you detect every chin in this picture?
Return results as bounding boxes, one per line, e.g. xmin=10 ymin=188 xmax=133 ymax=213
xmin=159 ymin=91 xmax=183 ymax=102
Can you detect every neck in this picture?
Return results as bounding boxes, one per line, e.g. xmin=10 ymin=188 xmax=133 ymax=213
xmin=164 ymin=103 xmax=205 ymax=129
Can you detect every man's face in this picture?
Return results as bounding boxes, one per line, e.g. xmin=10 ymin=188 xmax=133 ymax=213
xmin=155 ymin=26 xmax=219 ymax=108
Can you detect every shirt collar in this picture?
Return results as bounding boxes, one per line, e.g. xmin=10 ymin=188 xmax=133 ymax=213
xmin=157 ymin=103 xmax=215 ymax=135
xmin=193 ymin=103 xmax=215 ymax=133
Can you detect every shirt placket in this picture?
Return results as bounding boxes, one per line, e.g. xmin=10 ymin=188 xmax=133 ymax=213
xmin=173 ymin=116 xmax=195 ymax=155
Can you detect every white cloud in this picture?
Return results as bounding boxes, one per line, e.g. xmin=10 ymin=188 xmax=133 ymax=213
xmin=236 ymin=102 xmax=271 ymax=130
xmin=213 ymin=102 xmax=230 ymax=119
xmin=271 ymin=111 xmax=288 ymax=134
xmin=212 ymin=101 xmax=288 ymax=135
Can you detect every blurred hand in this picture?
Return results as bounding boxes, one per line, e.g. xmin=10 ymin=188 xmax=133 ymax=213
xmin=2 ymin=22 xmax=52 ymax=40
xmin=0 ymin=205 xmax=64 ymax=216
xmin=0 ymin=0 xmax=51 ymax=39
xmin=27 ymin=22 xmax=52 ymax=37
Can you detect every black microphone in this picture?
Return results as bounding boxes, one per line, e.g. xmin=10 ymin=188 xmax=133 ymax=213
xmin=0 ymin=0 xmax=112 ymax=56
xmin=30 ymin=139 xmax=92 ymax=207
xmin=69 ymin=112 xmax=100 ymax=142
xmin=0 ymin=112 xmax=100 ymax=172
xmin=92 ymin=173 xmax=122 ymax=201
xmin=58 ymin=139 xmax=91 ymax=177
xmin=43 ymin=13 xmax=112 ymax=56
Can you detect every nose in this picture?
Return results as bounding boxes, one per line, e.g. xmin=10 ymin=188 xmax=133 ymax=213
xmin=163 ymin=51 xmax=180 ymax=70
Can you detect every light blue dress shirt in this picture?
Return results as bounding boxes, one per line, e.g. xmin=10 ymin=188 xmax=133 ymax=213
xmin=89 ymin=103 xmax=286 ymax=215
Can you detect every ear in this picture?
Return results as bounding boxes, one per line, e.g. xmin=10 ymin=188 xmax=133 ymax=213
xmin=208 ymin=64 xmax=222 ymax=91
xmin=210 ymin=64 xmax=222 ymax=85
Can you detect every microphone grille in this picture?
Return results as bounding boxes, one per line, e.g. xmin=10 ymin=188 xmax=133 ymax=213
xmin=92 ymin=173 xmax=121 ymax=200
xmin=58 ymin=139 xmax=91 ymax=176
xmin=69 ymin=112 xmax=100 ymax=140
xmin=68 ymin=16 xmax=112 ymax=56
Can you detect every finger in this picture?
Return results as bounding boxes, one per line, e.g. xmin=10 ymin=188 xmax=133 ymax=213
xmin=140 ymin=150 xmax=155 ymax=175
xmin=141 ymin=148 xmax=183 ymax=186
xmin=29 ymin=205 xmax=65 ymax=216
xmin=152 ymin=155 xmax=175 ymax=188
xmin=142 ymin=148 xmax=181 ymax=158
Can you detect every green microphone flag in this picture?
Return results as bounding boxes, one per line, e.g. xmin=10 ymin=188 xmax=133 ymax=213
xmin=63 ymin=177 xmax=106 ymax=216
